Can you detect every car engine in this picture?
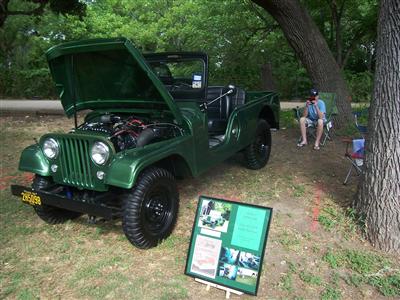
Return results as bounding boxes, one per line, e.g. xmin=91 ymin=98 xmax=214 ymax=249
xmin=78 ymin=114 xmax=182 ymax=152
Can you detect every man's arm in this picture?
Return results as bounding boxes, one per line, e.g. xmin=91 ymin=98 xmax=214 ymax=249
xmin=314 ymin=102 xmax=326 ymax=119
xmin=302 ymin=103 xmax=309 ymax=117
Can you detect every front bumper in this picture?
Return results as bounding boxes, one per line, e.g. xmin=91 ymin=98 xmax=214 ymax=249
xmin=11 ymin=185 xmax=116 ymax=219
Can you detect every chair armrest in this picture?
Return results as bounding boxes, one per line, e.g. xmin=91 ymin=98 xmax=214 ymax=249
xmin=293 ymin=107 xmax=304 ymax=120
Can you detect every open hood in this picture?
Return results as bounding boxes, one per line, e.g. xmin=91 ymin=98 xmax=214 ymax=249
xmin=46 ymin=38 xmax=183 ymax=124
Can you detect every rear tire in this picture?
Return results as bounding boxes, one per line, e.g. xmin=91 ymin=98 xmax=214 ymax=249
xmin=32 ymin=175 xmax=81 ymax=224
xmin=122 ymin=167 xmax=179 ymax=249
xmin=244 ymin=120 xmax=271 ymax=170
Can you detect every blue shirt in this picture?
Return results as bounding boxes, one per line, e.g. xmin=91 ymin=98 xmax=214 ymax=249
xmin=307 ymin=99 xmax=326 ymax=121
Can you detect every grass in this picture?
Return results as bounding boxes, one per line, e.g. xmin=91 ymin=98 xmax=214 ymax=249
xmin=299 ymin=271 xmax=322 ymax=285
xmin=322 ymin=248 xmax=400 ymax=297
xmin=279 ymin=272 xmax=294 ymax=292
xmin=317 ymin=204 xmax=364 ymax=240
xmin=280 ymin=110 xmax=297 ymax=129
xmin=1 ymin=114 xmax=399 ymax=299
xmin=321 ymin=286 xmax=341 ymax=300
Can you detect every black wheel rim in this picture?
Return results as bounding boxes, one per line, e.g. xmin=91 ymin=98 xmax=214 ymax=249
xmin=142 ymin=186 xmax=173 ymax=235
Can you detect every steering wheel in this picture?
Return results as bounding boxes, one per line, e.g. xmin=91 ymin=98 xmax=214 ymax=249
xmin=171 ymin=82 xmax=192 ymax=90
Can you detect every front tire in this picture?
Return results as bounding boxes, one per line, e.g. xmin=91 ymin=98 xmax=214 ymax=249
xmin=122 ymin=167 xmax=179 ymax=249
xmin=244 ymin=119 xmax=271 ymax=170
xmin=32 ymin=175 xmax=81 ymax=224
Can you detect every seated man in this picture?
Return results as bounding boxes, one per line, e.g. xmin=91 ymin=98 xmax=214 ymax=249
xmin=297 ymin=88 xmax=326 ymax=150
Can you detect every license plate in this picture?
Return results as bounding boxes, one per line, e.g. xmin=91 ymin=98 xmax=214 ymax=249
xmin=21 ymin=190 xmax=42 ymax=206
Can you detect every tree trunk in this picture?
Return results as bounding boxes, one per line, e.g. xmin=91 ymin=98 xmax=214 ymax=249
xmin=0 ymin=0 xmax=9 ymax=27
xmin=260 ymin=62 xmax=276 ymax=91
xmin=354 ymin=0 xmax=400 ymax=253
xmin=252 ymin=0 xmax=352 ymax=125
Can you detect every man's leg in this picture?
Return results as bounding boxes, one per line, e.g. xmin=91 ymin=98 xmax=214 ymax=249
xmin=299 ymin=117 xmax=307 ymax=145
xmin=315 ymin=119 xmax=324 ymax=147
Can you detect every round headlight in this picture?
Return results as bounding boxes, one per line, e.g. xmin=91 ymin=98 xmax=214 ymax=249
xmin=43 ymin=138 xmax=59 ymax=159
xmin=91 ymin=142 xmax=110 ymax=165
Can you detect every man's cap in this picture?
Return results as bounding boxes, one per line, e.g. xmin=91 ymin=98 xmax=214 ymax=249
xmin=310 ymin=88 xmax=319 ymax=96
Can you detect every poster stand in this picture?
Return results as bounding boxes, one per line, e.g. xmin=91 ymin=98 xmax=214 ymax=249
xmin=195 ymin=278 xmax=244 ymax=299
xmin=185 ymin=196 xmax=273 ymax=296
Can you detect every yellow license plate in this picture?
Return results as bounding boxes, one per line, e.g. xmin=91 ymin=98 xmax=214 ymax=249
xmin=21 ymin=191 xmax=42 ymax=206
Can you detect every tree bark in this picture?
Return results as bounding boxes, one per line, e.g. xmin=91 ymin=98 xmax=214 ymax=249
xmin=0 ymin=0 xmax=10 ymax=27
xmin=252 ymin=0 xmax=353 ymax=125
xmin=260 ymin=62 xmax=276 ymax=91
xmin=354 ymin=0 xmax=400 ymax=253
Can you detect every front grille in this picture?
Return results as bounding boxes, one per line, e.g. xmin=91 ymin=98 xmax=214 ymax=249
xmin=58 ymin=137 xmax=95 ymax=188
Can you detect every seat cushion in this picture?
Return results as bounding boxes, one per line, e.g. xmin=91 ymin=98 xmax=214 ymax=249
xmin=206 ymin=86 xmax=245 ymax=134
xmin=208 ymin=119 xmax=228 ymax=133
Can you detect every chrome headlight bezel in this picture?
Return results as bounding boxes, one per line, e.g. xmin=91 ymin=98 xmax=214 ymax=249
xmin=43 ymin=138 xmax=59 ymax=159
xmin=91 ymin=141 xmax=110 ymax=165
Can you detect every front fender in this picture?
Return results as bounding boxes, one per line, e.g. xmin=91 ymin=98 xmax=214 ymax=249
xmin=105 ymin=137 xmax=193 ymax=189
xmin=18 ymin=144 xmax=50 ymax=176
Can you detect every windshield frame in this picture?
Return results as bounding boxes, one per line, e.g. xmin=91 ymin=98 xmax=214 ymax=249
xmin=144 ymin=52 xmax=208 ymax=101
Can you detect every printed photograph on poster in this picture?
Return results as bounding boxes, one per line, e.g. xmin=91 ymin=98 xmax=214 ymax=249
xmin=190 ymin=235 xmax=222 ymax=279
xmin=238 ymin=251 xmax=260 ymax=271
xmin=219 ymin=247 xmax=240 ymax=265
xmin=218 ymin=262 xmax=238 ymax=280
xmin=236 ymin=267 xmax=258 ymax=286
xmin=198 ymin=199 xmax=231 ymax=233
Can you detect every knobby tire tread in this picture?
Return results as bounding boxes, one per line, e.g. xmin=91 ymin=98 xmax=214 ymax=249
xmin=244 ymin=120 xmax=271 ymax=170
xmin=122 ymin=167 xmax=178 ymax=249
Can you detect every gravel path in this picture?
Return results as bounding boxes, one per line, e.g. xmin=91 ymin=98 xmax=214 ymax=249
xmin=0 ymin=99 xmax=303 ymax=115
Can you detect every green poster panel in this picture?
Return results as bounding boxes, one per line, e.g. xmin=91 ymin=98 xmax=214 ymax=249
xmin=185 ymin=196 xmax=273 ymax=296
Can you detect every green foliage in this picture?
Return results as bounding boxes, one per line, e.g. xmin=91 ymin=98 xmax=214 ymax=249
xmin=0 ymin=0 xmax=377 ymax=99
xmin=345 ymin=71 xmax=374 ymax=102
xmin=279 ymin=110 xmax=297 ymax=129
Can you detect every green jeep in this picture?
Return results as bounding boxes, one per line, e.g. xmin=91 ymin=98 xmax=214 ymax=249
xmin=11 ymin=38 xmax=279 ymax=249
xmin=202 ymin=211 xmax=225 ymax=228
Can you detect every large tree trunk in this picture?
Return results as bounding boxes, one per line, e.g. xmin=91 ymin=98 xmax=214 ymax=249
xmin=354 ymin=0 xmax=400 ymax=253
xmin=252 ymin=0 xmax=352 ymax=125
xmin=260 ymin=62 xmax=277 ymax=91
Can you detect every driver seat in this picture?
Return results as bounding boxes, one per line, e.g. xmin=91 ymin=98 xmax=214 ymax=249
xmin=206 ymin=86 xmax=245 ymax=134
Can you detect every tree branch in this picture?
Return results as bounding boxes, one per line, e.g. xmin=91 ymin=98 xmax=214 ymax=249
xmin=7 ymin=1 xmax=47 ymax=16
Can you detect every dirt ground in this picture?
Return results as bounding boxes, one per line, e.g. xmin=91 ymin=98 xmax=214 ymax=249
xmin=0 ymin=115 xmax=398 ymax=300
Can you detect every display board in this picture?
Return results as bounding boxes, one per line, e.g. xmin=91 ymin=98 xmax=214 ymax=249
xmin=185 ymin=196 xmax=273 ymax=296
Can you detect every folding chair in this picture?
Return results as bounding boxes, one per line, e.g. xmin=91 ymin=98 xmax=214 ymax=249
xmin=293 ymin=92 xmax=338 ymax=146
xmin=343 ymin=138 xmax=365 ymax=185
